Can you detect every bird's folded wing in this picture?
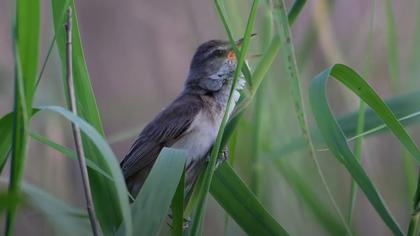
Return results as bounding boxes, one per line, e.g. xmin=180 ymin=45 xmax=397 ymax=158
xmin=120 ymin=94 xmax=203 ymax=179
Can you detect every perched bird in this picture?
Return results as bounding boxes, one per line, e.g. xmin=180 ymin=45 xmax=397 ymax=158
xmin=120 ymin=38 xmax=249 ymax=201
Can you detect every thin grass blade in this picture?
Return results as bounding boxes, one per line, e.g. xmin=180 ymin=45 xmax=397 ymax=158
xmin=211 ymin=163 xmax=289 ymax=236
xmin=6 ymin=0 xmax=40 ymax=234
xmin=36 ymin=105 xmax=132 ymax=235
xmin=50 ymin=1 xmax=132 ymax=234
xmin=309 ymin=63 xmax=420 ymax=235
xmin=130 ymin=148 xmax=187 ymax=236
xmin=189 ymin=1 xmax=260 ymax=234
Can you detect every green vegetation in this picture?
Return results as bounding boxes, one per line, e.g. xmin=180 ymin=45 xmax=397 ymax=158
xmin=1 ymin=0 xmax=420 ymax=235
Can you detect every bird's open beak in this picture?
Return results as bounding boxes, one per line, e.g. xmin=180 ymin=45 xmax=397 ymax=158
xmin=227 ymin=33 xmax=257 ymax=60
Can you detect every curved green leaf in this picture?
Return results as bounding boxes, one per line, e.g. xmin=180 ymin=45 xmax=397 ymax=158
xmin=30 ymin=130 xmax=187 ymax=236
xmin=130 ymin=148 xmax=186 ymax=236
xmin=309 ymin=63 xmax=420 ymax=236
xmin=29 ymin=132 xmax=113 ymax=181
xmin=211 ymin=163 xmax=289 ymax=236
xmin=22 ymin=182 xmax=91 ymax=236
xmin=50 ymin=1 xmax=129 ymax=233
xmin=0 ymin=178 xmax=90 ymax=236
xmin=36 ymin=105 xmax=132 ymax=236
xmin=271 ymin=90 xmax=420 ymax=157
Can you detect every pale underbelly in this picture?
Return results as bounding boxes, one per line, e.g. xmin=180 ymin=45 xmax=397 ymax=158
xmin=171 ymin=128 xmax=216 ymax=164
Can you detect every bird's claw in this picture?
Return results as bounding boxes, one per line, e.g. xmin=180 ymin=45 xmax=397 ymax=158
xmin=167 ymin=215 xmax=192 ymax=230
xmin=206 ymin=146 xmax=229 ymax=169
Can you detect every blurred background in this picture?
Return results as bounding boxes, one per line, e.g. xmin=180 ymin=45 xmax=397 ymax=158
xmin=1 ymin=0 xmax=420 ymax=235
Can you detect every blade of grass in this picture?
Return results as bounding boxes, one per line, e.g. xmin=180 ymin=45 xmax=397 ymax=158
xmin=130 ymin=148 xmax=187 ymax=236
xmin=189 ymin=1 xmax=260 ymax=234
xmin=0 ymin=113 xmax=14 ymax=173
xmin=0 ymin=192 xmax=20 ymax=213
xmin=309 ymin=63 xmax=420 ymax=235
xmin=36 ymin=105 xmax=132 ymax=235
xmin=6 ymin=0 xmax=40 ymax=234
xmin=272 ymin=90 xmax=420 ymax=157
xmin=16 ymin=180 xmax=91 ymax=236
xmin=347 ymin=111 xmax=420 ymax=143
xmin=171 ymin=170 xmax=185 ymax=236
xmin=287 ymin=0 xmax=307 ymax=24
xmin=382 ymin=0 xmax=400 ymax=90
xmin=347 ymin=0 xmax=377 ymax=225
xmin=227 ymin=0 xmax=307 ymax=138
xmin=410 ymin=6 xmax=420 ymax=234
xmin=272 ymin=160 xmax=347 ymax=235
xmin=35 ymin=0 xmax=71 ymax=88
xmin=211 ymin=163 xmax=290 ymax=236
xmin=24 ymin=185 xmax=90 ymax=236
xmin=382 ymin=0 xmax=417 ymax=208
xmin=273 ymin=0 xmax=353 ymax=234
xmin=249 ymin=0 xmax=273 ymax=197
xmin=0 ymin=110 xmax=40 ymax=173
xmin=250 ymin=80 xmax=264 ymax=195
xmin=50 ymin=1 xmax=132 ymax=234
xmin=29 ymin=131 xmax=113 ymax=181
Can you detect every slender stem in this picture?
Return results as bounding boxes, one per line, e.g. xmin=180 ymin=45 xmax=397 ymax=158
xmin=287 ymin=0 xmax=306 ymax=24
xmin=275 ymin=0 xmax=353 ymax=234
xmin=347 ymin=0 xmax=376 ymax=225
xmin=189 ymin=1 xmax=260 ymax=234
xmin=36 ymin=0 xmax=71 ymax=88
xmin=65 ymin=8 xmax=100 ymax=236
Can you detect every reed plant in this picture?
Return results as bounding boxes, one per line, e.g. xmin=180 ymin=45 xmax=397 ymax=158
xmin=1 ymin=0 xmax=420 ymax=235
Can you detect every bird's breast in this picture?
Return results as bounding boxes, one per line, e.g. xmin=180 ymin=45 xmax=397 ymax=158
xmin=171 ymin=110 xmax=221 ymax=163
xmin=171 ymin=77 xmax=245 ymax=163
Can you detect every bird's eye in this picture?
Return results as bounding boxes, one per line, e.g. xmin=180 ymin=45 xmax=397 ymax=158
xmin=213 ymin=49 xmax=224 ymax=56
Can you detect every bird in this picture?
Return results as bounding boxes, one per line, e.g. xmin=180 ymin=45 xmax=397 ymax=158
xmin=120 ymin=37 xmax=251 ymax=203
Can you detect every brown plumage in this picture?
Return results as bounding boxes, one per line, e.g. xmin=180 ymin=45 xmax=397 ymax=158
xmin=120 ymin=39 xmax=246 ymax=201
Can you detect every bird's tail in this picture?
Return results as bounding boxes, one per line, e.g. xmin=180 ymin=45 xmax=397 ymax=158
xmin=124 ymin=166 xmax=151 ymax=202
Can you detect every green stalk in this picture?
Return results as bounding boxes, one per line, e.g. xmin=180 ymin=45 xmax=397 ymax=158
xmin=6 ymin=45 xmax=29 ymax=236
xmin=229 ymin=0 xmax=307 ymax=122
xmin=250 ymin=85 xmax=264 ymax=195
xmin=6 ymin=0 xmax=40 ymax=234
xmin=347 ymin=0 xmax=376 ymax=225
xmin=189 ymin=1 xmax=260 ymax=234
xmin=382 ymin=0 xmax=400 ymax=90
xmin=273 ymin=0 xmax=352 ymax=234
xmin=250 ymin=0 xmax=273 ymax=196
xmin=382 ymin=0 xmax=419 ymax=233
xmin=35 ymin=0 xmax=71 ymax=88
xmin=287 ymin=0 xmax=307 ymax=24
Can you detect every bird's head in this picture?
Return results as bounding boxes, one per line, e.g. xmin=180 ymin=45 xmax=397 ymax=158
xmin=185 ymin=35 xmax=255 ymax=93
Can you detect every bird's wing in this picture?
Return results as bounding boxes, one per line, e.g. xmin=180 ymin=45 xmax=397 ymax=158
xmin=120 ymin=94 xmax=203 ymax=179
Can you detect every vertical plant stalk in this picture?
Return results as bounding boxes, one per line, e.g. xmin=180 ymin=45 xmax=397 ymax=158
xmin=273 ymin=0 xmax=352 ymax=234
xmin=189 ymin=1 xmax=260 ymax=234
xmin=6 ymin=40 xmax=29 ymax=236
xmin=6 ymin=0 xmax=40 ymax=233
xmin=64 ymin=8 xmax=100 ymax=236
xmin=347 ymin=0 xmax=376 ymax=225
xmin=382 ymin=0 xmax=420 ymax=233
xmin=408 ymin=2 xmax=420 ymax=235
xmin=250 ymin=0 xmax=274 ymax=196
